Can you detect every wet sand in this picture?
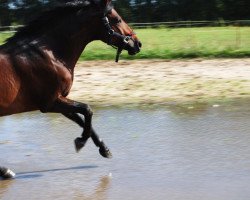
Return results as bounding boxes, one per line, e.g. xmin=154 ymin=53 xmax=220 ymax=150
xmin=69 ymin=59 xmax=250 ymax=106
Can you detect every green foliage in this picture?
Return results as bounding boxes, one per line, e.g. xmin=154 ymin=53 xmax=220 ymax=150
xmin=0 ymin=0 xmax=12 ymax=26
xmin=1 ymin=27 xmax=249 ymax=60
xmin=0 ymin=0 xmax=250 ymax=26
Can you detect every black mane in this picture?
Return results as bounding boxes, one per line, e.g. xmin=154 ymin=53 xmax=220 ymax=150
xmin=6 ymin=0 xmax=111 ymax=44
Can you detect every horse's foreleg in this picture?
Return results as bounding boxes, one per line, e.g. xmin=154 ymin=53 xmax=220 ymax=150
xmin=63 ymin=113 xmax=112 ymax=158
xmin=0 ymin=166 xmax=15 ymax=179
xmin=46 ymin=96 xmax=93 ymax=152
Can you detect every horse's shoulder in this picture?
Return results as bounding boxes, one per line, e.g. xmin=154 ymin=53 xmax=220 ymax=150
xmin=56 ymin=65 xmax=73 ymax=97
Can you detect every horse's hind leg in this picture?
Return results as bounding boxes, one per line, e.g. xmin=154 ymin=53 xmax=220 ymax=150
xmin=0 ymin=167 xmax=15 ymax=179
xmin=63 ymin=113 xmax=112 ymax=158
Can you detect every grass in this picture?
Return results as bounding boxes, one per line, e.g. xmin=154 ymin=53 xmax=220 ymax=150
xmin=0 ymin=32 xmax=13 ymax=44
xmin=1 ymin=26 xmax=250 ymax=60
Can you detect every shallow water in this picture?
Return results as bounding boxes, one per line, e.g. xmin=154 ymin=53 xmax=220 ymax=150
xmin=1 ymin=101 xmax=250 ymax=200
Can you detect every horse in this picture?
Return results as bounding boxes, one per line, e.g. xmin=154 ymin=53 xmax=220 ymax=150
xmin=0 ymin=0 xmax=141 ymax=179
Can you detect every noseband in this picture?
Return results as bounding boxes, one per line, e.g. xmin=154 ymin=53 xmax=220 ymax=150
xmin=89 ymin=0 xmax=133 ymax=62
xmin=102 ymin=16 xmax=132 ymax=62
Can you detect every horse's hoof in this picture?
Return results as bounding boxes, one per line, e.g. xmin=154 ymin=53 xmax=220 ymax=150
xmin=99 ymin=146 xmax=112 ymax=159
xmin=0 ymin=167 xmax=15 ymax=179
xmin=74 ymin=137 xmax=87 ymax=152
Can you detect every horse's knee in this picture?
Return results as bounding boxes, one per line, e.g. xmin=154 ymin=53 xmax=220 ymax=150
xmin=84 ymin=104 xmax=93 ymax=117
xmin=75 ymin=102 xmax=93 ymax=118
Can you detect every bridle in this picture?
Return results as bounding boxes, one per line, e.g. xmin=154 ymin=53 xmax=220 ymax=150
xmin=102 ymin=16 xmax=132 ymax=62
xmin=74 ymin=0 xmax=134 ymax=62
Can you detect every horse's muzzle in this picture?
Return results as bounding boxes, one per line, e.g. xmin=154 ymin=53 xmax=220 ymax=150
xmin=126 ymin=39 xmax=142 ymax=55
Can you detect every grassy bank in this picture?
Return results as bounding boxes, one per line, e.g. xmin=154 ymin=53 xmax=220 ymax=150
xmin=1 ymin=27 xmax=250 ymax=59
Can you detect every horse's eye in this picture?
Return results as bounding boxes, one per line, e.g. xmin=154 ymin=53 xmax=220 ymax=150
xmin=109 ymin=18 xmax=122 ymax=25
xmin=117 ymin=19 xmax=122 ymax=24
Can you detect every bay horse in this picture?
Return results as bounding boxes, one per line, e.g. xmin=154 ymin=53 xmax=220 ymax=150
xmin=0 ymin=0 xmax=141 ymax=179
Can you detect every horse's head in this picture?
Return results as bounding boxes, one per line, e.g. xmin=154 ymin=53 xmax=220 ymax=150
xmin=97 ymin=0 xmax=142 ymax=61
xmin=62 ymin=0 xmax=141 ymax=62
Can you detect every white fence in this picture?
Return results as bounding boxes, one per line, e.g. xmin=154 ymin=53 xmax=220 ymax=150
xmin=129 ymin=20 xmax=250 ymax=29
xmin=0 ymin=25 xmax=24 ymax=33
xmin=0 ymin=20 xmax=250 ymax=33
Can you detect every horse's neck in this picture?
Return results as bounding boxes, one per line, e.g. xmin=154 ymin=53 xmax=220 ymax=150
xmin=47 ymin=29 xmax=93 ymax=70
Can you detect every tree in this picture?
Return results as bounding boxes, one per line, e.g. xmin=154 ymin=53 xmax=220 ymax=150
xmin=114 ymin=0 xmax=133 ymax=21
xmin=0 ymin=0 xmax=12 ymax=26
xmin=0 ymin=0 xmax=250 ymax=26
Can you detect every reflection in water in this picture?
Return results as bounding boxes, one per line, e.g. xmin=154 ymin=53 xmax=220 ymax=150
xmin=73 ymin=176 xmax=111 ymax=200
xmin=0 ymin=175 xmax=111 ymax=200
xmin=0 ymin=179 xmax=14 ymax=199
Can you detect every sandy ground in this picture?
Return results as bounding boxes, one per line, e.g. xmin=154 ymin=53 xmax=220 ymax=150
xmin=69 ymin=59 xmax=250 ymax=106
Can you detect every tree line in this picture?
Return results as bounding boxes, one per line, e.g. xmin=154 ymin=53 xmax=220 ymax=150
xmin=0 ymin=0 xmax=250 ymax=26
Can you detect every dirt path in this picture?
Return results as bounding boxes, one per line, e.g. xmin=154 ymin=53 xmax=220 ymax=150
xmin=69 ymin=59 xmax=250 ymax=106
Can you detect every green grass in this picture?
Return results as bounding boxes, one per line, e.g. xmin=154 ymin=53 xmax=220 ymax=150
xmin=1 ymin=27 xmax=250 ymax=60
xmin=0 ymin=32 xmax=14 ymax=44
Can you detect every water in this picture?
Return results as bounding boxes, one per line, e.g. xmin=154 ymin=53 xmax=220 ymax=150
xmin=1 ymin=101 xmax=250 ymax=200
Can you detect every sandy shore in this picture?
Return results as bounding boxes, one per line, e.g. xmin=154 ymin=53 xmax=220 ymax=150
xmin=69 ymin=59 xmax=250 ymax=106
